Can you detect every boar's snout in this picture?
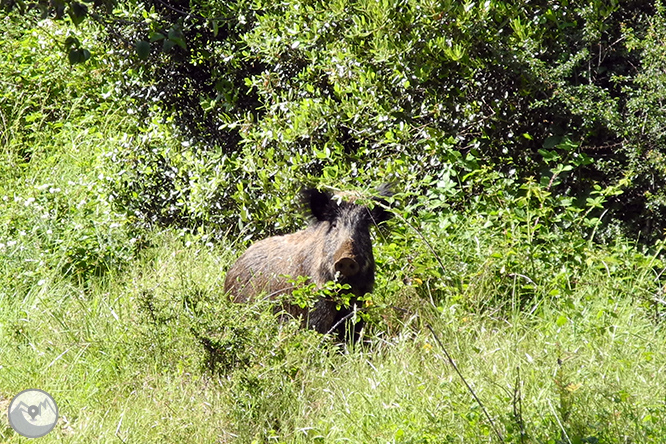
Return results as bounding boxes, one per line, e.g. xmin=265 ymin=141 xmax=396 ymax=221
xmin=335 ymin=257 xmax=360 ymax=277
xmin=333 ymin=239 xmax=361 ymax=277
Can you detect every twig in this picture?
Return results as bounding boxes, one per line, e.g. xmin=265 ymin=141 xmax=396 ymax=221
xmin=427 ymin=324 xmax=504 ymax=443
xmin=547 ymin=399 xmax=572 ymax=444
xmin=389 ymin=210 xmax=448 ymax=309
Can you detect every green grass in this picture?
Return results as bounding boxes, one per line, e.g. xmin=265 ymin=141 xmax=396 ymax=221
xmin=2 ymin=14 xmax=666 ymax=444
xmin=3 ymin=214 xmax=666 ymax=443
xmin=3 ymin=234 xmax=666 ymax=443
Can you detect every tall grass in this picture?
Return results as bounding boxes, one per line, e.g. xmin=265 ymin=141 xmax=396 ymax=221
xmin=3 ymin=230 xmax=666 ymax=442
xmin=3 ymin=209 xmax=666 ymax=443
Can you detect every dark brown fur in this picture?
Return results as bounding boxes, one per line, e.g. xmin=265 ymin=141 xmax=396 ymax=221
xmin=224 ymin=188 xmax=391 ymax=338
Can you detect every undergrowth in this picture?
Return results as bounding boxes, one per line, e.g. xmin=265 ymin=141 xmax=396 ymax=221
xmin=1 ymin=9 xmax=666 ymax=444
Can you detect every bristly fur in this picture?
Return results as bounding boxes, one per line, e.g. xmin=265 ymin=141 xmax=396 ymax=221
xmin=301 ymin=188 xmax=337 ymax=222
xmin=301 ymin=185 xmax=393 ymax=225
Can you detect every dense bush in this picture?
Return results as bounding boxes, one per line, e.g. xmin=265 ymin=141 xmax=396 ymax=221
xmin=4 ymin=2 xmax=666 ymax=242
xmin=95 ymin=0 xmax=665 ymax=244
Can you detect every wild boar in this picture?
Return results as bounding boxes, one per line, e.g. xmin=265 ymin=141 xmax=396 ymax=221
xmin=224 ymin=187 xmax=392 ymax=339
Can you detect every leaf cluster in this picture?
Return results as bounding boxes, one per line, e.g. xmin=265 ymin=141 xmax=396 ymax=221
xmin=5 ymin=1 xmax=666 ymax=244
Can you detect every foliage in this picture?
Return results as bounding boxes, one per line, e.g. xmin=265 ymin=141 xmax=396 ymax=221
xmin=4 ymin=4 xmax=666 ymax=444
xmin=70 ymin=0 xmax=666 ymax=244
xmin=8 ymin=1 xmax=665 ymax=242
xmin=0 ymin=17 xmax=137 ymax=290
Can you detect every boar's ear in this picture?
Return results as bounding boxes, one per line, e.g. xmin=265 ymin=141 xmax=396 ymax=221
xmin=370 ymin=203 xmax=392 ymax=224
xmin=302 ymin=188 xmax=335 ymax=222
xmin=369 ymin=183 xmax=394 ymax=224
xmin=377 ymin=183 xmax=394 ymax=198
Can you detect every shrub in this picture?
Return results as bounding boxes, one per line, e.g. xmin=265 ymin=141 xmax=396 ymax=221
xmin=7 ymin=1 xmax=666 ymax=242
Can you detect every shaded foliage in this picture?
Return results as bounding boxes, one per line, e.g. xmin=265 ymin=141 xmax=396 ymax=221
xmin=4 ymin=0 xmax=666 ymax=243
xmin=102 ymin=0 xmax=265 ymax=149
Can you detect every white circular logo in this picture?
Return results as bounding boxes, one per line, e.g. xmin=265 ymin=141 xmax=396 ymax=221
xmin=7 ymin=389 xmax=58 ymax=438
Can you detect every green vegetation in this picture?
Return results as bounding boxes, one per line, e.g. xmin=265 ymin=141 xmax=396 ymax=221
xmin=2 ymin=2 xmax=666 ymax=443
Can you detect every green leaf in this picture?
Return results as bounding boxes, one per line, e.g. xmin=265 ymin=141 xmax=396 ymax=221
xmin=572 ymin=152 xmax=594 ymax=167
xmin=149 ymin=32 xmax=166 ymax=42
xmin=538 ymin=149 xmax=560 ymax=163
xmin=68 ymin=2 xmax=88 ymax=26
xmin=171 ymin=37 xmax=187 ymax=51
xmin=64 ymin=36 xmax=79 ymax=47
xmin=163 ymin=39 xmax=176 ymax=53
xmin=551 ymin=164 xmax=573 ymax=175
xmin=136 ymin=40 xmax=151 ymax=60
xmin=167 ymin=27 xmax=187 ymax=50
xmin=68 ymin=49 xmax=80 ymax=64
xmin=543 ymin=136 xmax=561 ymax=149
xmin=68 ymin=48 xmax=90 ymax=65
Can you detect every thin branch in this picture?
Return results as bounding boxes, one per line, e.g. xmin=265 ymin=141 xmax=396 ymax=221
xmin=427 ymin=324 xmax=505 ymax=443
